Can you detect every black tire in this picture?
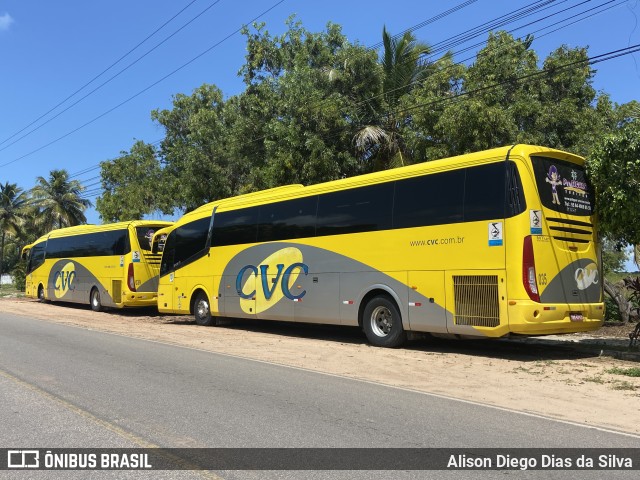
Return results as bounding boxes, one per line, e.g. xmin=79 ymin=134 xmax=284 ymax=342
xmin=37 ymin=285 xmax=45 ymax=302
xmin=194 ymin=292 xmax=215 ymax=326
xmin=362 ymin=295 xmax=406 ymax=348
xmin=90 ymin=288 xmax=102 ymax=312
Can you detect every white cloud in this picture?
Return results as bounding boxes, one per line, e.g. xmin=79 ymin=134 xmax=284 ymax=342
xmin=0 ymin=13 xmax=14 ymax=31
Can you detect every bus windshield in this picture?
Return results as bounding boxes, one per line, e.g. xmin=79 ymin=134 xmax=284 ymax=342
xmin=530 ymin=156 xmax=593 ymax=216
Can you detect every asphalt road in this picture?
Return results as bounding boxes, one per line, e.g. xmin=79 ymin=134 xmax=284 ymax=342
xmin=0 ymin=312 xmax=638 ymax=479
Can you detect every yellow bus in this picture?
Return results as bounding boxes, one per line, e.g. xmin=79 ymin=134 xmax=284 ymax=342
xmin=22 ymin=220 xmax=172 ymax=311
xmin=154 ymin=145 xmax=603 ymax=347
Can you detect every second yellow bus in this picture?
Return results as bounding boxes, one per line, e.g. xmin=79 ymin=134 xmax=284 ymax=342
xmin=23 ymin=220 xmax=172 ymax=310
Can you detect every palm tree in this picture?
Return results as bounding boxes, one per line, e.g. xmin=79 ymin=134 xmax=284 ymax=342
xmin=0 ymin=182 xmax=28 ymax=287
xmin=30 ymin=169 xmax=92 ymax=230
xmin=355 ymin=27 xmax=431 ymax=171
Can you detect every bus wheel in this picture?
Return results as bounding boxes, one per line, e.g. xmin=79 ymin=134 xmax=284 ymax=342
xmin=37 ymin=285 xmax=45 ymax=301
xmin=90 ymin=288 xmax=102 ymax=312
xmin=194 ymin=292 xmax=215 ymax=326
xmin=362 ymin=295 xmax=406 ymax=348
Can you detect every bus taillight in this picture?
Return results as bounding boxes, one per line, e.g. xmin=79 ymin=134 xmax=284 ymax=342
xmin=128 ymin=263 xmax=136 ymax=292
xmin=523 ymin=236 xmax=540 ymax=302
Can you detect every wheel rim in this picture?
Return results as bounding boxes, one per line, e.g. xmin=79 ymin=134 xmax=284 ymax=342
xmin=38 ymin=287 xmax=44 ymax=299
xmin=92 ymin=292 xmax=99 ymax=307
xmin=196 ymin=299 xmax=209 ymax=319
xmin=370 ymin=305 xmax=393 ymax=337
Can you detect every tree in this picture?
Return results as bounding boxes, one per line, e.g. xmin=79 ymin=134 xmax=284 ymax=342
xmin=96 ymin=141 xmax=173 ymax=222
xmin=30 ymin=170 xmax=91 ymax=230
xmin=587 ymin=116 xmax=640 ymax=321
xmin=152 ymin=84 xmax=244 ymax=212
xmin=409 ymin=32 xmax=616 ymax=159
xmin=587 ymin=119 xmax=640 ymax=247
xmin=354 ymin=26 xmax=431 ymax=170
xmin=0 ymin=182 xmax=28 ymax=287
xmin=136 ymin=18 xmax=381 ymax=214
xmin=238 ymin=18 xmax=380 ymax=187
xmin=418 ymin=32 xmax=539 ymax=156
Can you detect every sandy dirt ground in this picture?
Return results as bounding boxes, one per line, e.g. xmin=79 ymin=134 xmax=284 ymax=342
xmin=1 ymin=297 xmax=639 ymax=436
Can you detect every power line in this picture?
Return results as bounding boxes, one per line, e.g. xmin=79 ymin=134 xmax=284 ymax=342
xmin=0 ymin=0 xmax=202 ymax=149
xmin=0 ymin=0 xmax=287 ymax=170
xmin=367 ymin=0 xmax=481 ymax=49
xmin=0 ymin=0 xmax=226 ymax=155
xmin=228 ymin=41 xmax=640 ymax=155
xmin=223 ymin=0 xmax=624 ymax=152
xmin=68 ymin=138 xmax=163 ymax=180
xmin=428 ymin=0 xmax=562 ymax=57
xmin=370 ymin=0 xmax=624 ymax=109
xmin=373 ymin=44 xmax=640 ymax=125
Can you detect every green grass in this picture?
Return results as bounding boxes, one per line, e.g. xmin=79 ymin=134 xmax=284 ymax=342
xmin=0 ymin=284 xmax=22 ymax=297
xmin=611 ymin=381 xmax=637 ymax=391
xmin=606 ymin=367 xmax=640 ymax=377
xmin=606 ymin=272 xmax=635 ymax=284
xmin=583 ymin=375 xmax=605 ymax=384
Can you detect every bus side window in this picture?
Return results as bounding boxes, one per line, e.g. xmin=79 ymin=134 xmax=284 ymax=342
xmin=463 ymin=162 xmax=507 ymax=222
xmin=211 ymin=207 xmax=259 ymax=247
xmin=316 ymin=183 xmax=393 ymax=236
xmin=258 ymin=196 xmax=318 ymax=242
xmin=394 ymin=169 xmax=464 ymax=229
xmin=160 ymin=231 xmax=176 ymax=276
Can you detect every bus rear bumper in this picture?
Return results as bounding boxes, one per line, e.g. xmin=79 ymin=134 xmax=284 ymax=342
xmin=119 ymin=292 xmax=158 ymax=308
xmin=507 ymin=301 xmax=605 ymax=335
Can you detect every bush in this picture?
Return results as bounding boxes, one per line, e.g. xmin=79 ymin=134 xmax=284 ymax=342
xmin=11 ymin=261 xmax=26 ymax=292
xmin=604 ymin=295 xmax=623 ymax=323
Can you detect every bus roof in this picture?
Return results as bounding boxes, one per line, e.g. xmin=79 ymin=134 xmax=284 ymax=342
xmin=170 ymin=144 xmax=584 ymax=227
xmin=30 ymin=220 xmax=173 ymax=245
xmin=169 ymin=144 xmax=584 ymax=230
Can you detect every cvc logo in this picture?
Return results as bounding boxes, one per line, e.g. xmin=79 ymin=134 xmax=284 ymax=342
xmin=235 ymin=247 xmax=309 ymax=314
xmin=53 ymin=261 xmax=76 ymax=299
xmin=575 ymin=262 xmax=598 ymax=290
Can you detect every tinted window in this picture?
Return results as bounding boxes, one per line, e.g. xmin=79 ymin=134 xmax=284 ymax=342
xmin=506 ymin=161 xmax=526 ymax=217
xmin=463 ymin=163 xmax=506 ymax=222
xmin=160 ymin=230 xmax=176 ymax=276
xmin=46 ymin=229 xmax=130 ymax=258
xmin=531 ymin=156 xmax=593 ymax=216
xmin=316 ymin=183 xmax=393 ymax=236
xmin=27 ymin=242 xmax=46 ymax=274
xmin=258 ymin=196 xmax=318 ymax=242
xmin=136 ymin=226 xmax=167 ymax=252
xmin=394 ymin=169 xmax=464 ymax=229
xmin=212 ymin=207 xmax=258 ymax=247
xmin=174 ymin=217 xmax=211 ymax=267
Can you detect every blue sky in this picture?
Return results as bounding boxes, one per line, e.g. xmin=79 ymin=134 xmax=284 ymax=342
xmin=1 ymin=1 xmax=639 ymax=265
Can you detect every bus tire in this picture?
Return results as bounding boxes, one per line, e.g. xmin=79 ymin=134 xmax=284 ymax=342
xmin=90 ymin=288 xmax=102 ymax=312
xmin=37 ymin=285 xmax=45 ymax=302
xmin=362 ymin=295 xmax=406 ymax=348
xmin=194 ymin=292 xmax=215 ymax=326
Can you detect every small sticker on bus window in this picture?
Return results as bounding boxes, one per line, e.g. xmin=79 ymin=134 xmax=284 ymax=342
xmin=169 ymin=273 xmax=174 ymax=282
xmin=132 ymin=251 xmax=141 ymax=263
xmin=530 ymin=210 xmax=542 ymax=234
xmin=488 ymin=222 xmax=503 ymax=246
xmin=120 ymin=255 xmax=124 ymax=267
